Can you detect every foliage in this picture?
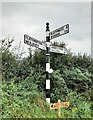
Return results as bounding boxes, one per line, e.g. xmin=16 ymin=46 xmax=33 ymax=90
xmin=2 ymin=80 xmax=91 ymax=118
xmin=2 ymin=79 xmax=47 ymax=118
xmin=1 ymin=38 xmax=92 ymax=118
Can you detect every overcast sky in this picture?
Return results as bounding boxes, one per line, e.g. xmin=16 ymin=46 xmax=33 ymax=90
xmin=2 ymin=2 xmax=91 ymax=57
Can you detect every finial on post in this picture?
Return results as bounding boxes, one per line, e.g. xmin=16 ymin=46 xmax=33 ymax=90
xmin=46 ymin=22 xmax=50 ymax=31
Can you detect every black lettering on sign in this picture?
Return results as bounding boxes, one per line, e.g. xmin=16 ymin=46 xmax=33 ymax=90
xmin=51 ymin=105 xmax=53 ymax=108
xmin=51 ymin=32 xmax=60 ymax=39
xmin=54 ymin=104 xmax=58 ymax=108
xmin=25 ymin=34 xmax=43 ymax=45
xmin=25 ymin=40 xmax=29 ymax=44
xmin=63 ymin=102 xmax=68 ymax=107
xmin=30 ymin=42 xmax=39 ymax=48
xmin=25 ymin=40 xmax=39 ymax=48
xmin=52 ymin=29 xmax=60 ymax=35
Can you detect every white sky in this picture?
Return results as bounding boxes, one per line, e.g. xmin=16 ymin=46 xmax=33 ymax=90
xmin=1 ymin=1 xmax=92 ymax=57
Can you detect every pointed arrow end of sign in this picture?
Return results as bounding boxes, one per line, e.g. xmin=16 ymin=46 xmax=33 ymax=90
xmin=51 ymin=105 xmax=53 ymax=108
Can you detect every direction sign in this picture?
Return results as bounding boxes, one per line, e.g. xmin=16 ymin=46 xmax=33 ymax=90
xmin=50 ymin=102 xmax=69 ymax=110
xmin=49 ymin=24 xmax=69 ymax=40
xmin=50 ymin=45 xmax=66 ymax=54
xmin=24 ymin=34 xmax=46 ymax=51
xmin=24 ymin=34 xmax=66 ymax=54
xmin=50 ymin=99 xmax=69 ymax=118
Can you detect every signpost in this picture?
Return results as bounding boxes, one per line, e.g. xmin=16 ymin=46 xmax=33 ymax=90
xmin=24 ymin=22 xmax=69 ymax=104
xmin=50 ymin=99 xmax=69 ymax=118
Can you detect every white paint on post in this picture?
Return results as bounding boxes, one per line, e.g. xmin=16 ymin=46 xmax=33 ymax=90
xmin=46 ymin=63 xmax=50 ymax=71
xmin=46 ymin=53 xmax=50 ymax=56
xmin=48 ymin=68 xmax=53 ymax=73
xmin=46 ymin=79 xmax=50 ymax=89
xmin=46 ymin=31 xmax=50 ymax=36
xmin=46 ymin=42 xmax=51 ymax=47
xmin=46 ymin=98 xmax=50 ymax=103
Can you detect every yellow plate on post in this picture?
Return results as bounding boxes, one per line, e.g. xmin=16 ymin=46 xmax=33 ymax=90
xmin=50 ymin=102 xmax=69 ymax=110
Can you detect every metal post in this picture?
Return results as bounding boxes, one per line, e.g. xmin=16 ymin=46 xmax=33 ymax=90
xmin=46 ymin=22 xmax=51 ymax=103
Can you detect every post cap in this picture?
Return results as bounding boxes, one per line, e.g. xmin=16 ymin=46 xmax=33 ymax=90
xmin=46 ymin=22 xmax=50 ymax=31
xmin=46 ymin=22 xmax=49 ymax=25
